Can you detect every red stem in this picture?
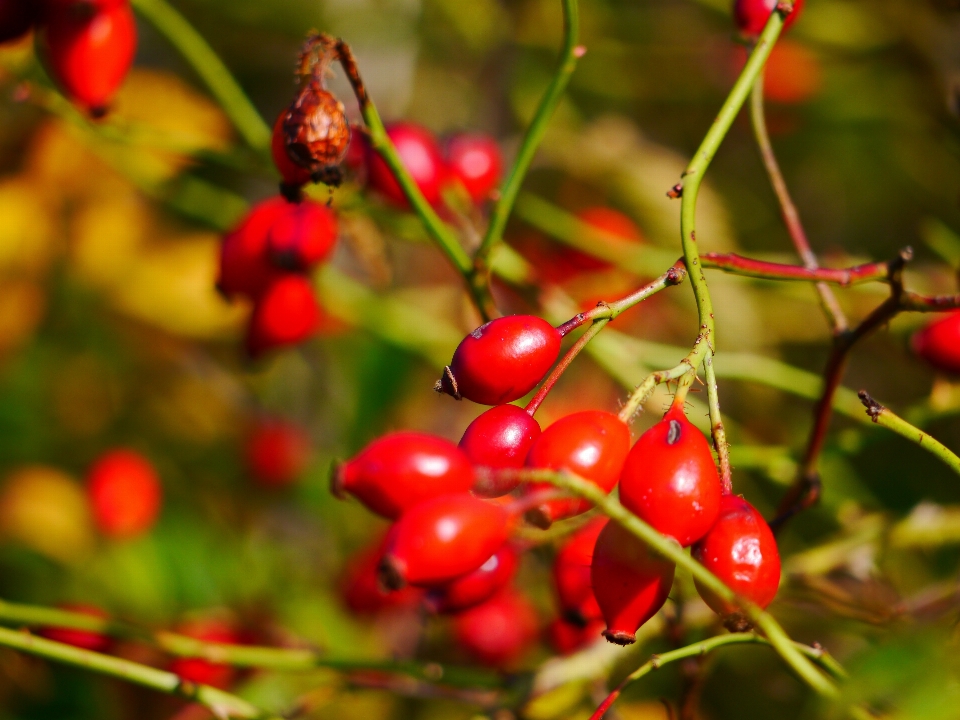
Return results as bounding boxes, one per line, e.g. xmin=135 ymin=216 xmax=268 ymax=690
xmin=526 ymin=319 xmax=609 ymax=415
xmin=700 ymin=253 xmax=893 ymax=286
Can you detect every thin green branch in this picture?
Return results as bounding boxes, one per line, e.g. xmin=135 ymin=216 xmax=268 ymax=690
xmin=617 ymin=360 xmax=695 ymax=424
xmin=477 ymin=0 xmax=581 ymax=260
xmin=130 ymin=0 xmax=271 ymax=151
xmin=859 ymin=391 xmax=960 ymax=477
xmin=0 ymin=626 xmax=277 ymax=719
xmin=704 ymin=350 xmax=732 ymax=493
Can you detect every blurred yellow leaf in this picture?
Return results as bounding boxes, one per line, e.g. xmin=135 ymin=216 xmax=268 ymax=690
xmin=0 ymin=279 xmax=45 ymax=356
xmin=0 ymin=178 xmax=57 ymax=276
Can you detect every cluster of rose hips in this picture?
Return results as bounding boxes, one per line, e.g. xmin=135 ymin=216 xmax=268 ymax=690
xmin=331 ymin=312 xmax=782 ymax=665
xmin=0 ymin=0 xmax=136 ymax=117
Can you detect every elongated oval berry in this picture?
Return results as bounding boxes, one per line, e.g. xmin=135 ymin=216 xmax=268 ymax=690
xmin=245 ymin=275 xmax=320 ymax=358
xmin=41 ymin=604 xmax=110 ymax=652
xmin=0 ymin=0 xmax=36 ymax=44
xmin=437 ymin=316 xmax=562 ymax=405
xmin=618 ymin=406 xmax=721 ymax=547
xmin=692 ymin=495 xmax=780 ymax=630
xmin=461 ymin=405 xmax=541 ymax=497
xmin=366 ymin=122 xmax=446 ymax=208
xmin=445 ymin=133 xmax=502 ymax=204
xmin=733 ymin=0 xmax=804 ymax=37
xmin=332 ymin=432 xmax=474 ymax=519
xmin=217 ymin=197 xmax=290 ymax=299
xmin=425 ymin=544 xmax=519 ymax=614
xmin=87 ymin=448 xmax=162 ymax=539
xmin=340 ymin=534 xmax=424 ymax=615
xmin=266 ymin=200 xmax=338 ymax=271
xmin=553 ymin=517 xmax=606 ymax=623
xmin=245 ymin=419 xmax=311 ymax=488
xmin=168 ymin=618 xmax=239 ymax=690
xmin=591 ymin=521 xmax=675 ymax=645
xmin=379 ymin=494 xmax=512 ymax=589
xmin=524 ymin=411 xmax=631 ymax=527
xmin=453 ymin=589 xmax=539 ymax=667
xmin=40 ymin=2 xmax=137 ymax=116
xmin=912 ymin=311 xmax=960 ymax=375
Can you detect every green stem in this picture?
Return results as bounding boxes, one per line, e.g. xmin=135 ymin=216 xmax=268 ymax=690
xmin=130 ymin=0 xmax=271 ymax=152
xmin=0 ymin=626 xmax=276 ymax=719
xmin=859 ymin=391 xmax=960 ymax=477
xmin=477 ymin=0 xmax=581 ymax=260
xmin=704 ymin=350 xmax=732 ymax=493
xmin=617 ymin=361 xmax=696 ymax=424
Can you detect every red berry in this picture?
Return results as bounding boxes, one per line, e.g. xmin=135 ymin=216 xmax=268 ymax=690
xmin=618 ymin=406 xmax=722 ymax=548
xmin=245 ymin=275 xmax=321 ymax=358
xmin=168 ymin=618 xmax=239 ymax=690
xmin=265 ymin=199 xmax=338 ymax=271
xmin=590 ymin=520 xmax=675 ymax=645
xmin=733 ymin=0 xmax=804 ymax=37
xmin=452 ymin=589 xmax=539 ymax=667
xmin=87 ymin=448 xmax=162 ymax=539
xmin=0 ymin=0 xmax=37 ymax=44
xmin=217 ymin=197 xmax=290 ymax=299
xmin=437 ymin=315 xmax=562 ymax=405
xmin=425 ymin=544 xmax=519 ymax=614
xmin=445 ymin=133 xmax=502 ymax=204
xmin=378 ymin=494 xmax=513 ymax=589
xmin=692 ymin=495 xmax=781 ymax=626
xmin=41 ymin=604 xmax=110 ymax=652
xmin=460 ymin=405 xmax=541 ymax=497
xmin=40 ymin=2 xmax=137 ymax=116
xmin=524 ymin=411 xmax=632 ymax=527
xmin=332 ymin=432 xmax=475 ymax=520
xmin=366 ymin=122 xmax=446 ymax=208
xmin=912 ymin=311 xmax=960 ymax=375
xmin=553 ymin=517 xmax=606 ymax=623
xmin=245 ymin=419 xmax=311 ymax=488
xmin=340 ymin=535 xmax=424 ymax=615
xmin=546 ymin=616 xmax=604 ymax=655
xmin=272 ymin=112 xmax=313 ymax=191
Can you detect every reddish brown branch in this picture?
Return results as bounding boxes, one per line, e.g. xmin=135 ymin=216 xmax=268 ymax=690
xmin=700 ymin=253 xmax=897 ymax=287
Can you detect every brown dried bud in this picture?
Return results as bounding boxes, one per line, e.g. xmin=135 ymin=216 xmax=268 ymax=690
xmin=281 ymin=80 xmax=351 ymax=187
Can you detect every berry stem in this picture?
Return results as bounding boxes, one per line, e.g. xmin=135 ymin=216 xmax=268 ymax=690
xmin=526 ymin=319 xmax=609 ymax=415
xmin=130 ymin=0 xmax=272 ymax=152
xmin=699 ymin=253 xmax=898 ymax=287
xmin=475 ymin=0 xmax=582 ymax=262
xmin=617 ymin=361 xmax=696 ymax=424
xmin=704 ymin=351 xmax=732 ymax=494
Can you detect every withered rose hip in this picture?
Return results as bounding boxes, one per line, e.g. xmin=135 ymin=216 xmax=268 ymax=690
xmin=279 ymin=79 xmax=350 ymax=186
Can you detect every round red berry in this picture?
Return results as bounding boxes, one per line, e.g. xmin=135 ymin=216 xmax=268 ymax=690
xmin=332 ymin=432 xmax=474 ymax=520
xmin=912 ymin=311 xmax=960 ymax=375
xmin=265 ymin=199 xmax=338 ymax=271
xmin=217 ymin=197 xmax=290 ymax=299
xmin=425 ymin=544 xmax=519 ymax=614
xmin=245 ymin=419 xmax=311 ymax=488
xmin=460 ymin=405 xmax=541 ymax=497
xmin=553 ymin=517 xmax=606 ymax=623
xmin=87 ymin=448 xmax=162 ymax=539
xmin=452 ymin=589 xmax=539 ymax=667
xmin=590 ymin=520 xmax=675 ymax=646
xmin=245 ymin=275 xmax=321 ymax=358
xmin=0 ymin=0 xmax=37 ymax=44
xmin=365 ymin=122 xmax=446 ymax=208
xmin=378 ymin=494 xmax=512 ymax=589
xmin=524 ymin=411 xmax=631 ymax=527
xmin=692 ymin=495 xmax=781 ymax=626
xmin=618 ymin=406 xmax=722 ymax=547
xmin=546 ymin=616 xmax=605 ymax=656
xmin=41 ymin=604 xmax=111 ymax=652
xmin=445 ymin=133 xmax=502 ymax=204
xmin=340 ymin=534 xmax=424 ymax=615
xmin=437 ymin=315 xmax=562 ymax=405
xmin=168 ymin=618 xmax=240 ymax=690
xmin=733 ymin=0 xmax=805 ymax=37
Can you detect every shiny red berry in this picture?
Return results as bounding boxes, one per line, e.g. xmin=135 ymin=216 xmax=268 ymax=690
xmin=245 ymin=419 xmax=311 ymax=488
xmin=452 ymin=589 xmax=539 ymax=667
xmin=692 ymin=495 xmax=781 ymax=627
xmin=366 ymin=122 xmax=446 ymax=208
xmin=0 ymin=0 xmax=36 ymax=44
xmin=168 ymin=618 xmax=239 ymax=690
xmin=40 ymin=2 xmax=136 ymax=116
xmin=553 ymin=517 xmax=606 ymax=623
xmin=590 ymin=520 xmax=675 ymax=645
xmin=445 ymin=133 xmax=502 ymax=204
xmin=265 ymin=199 xmax=338 ymax=271
xmin=87 ymin=448 xmax=162 ymax=539
xmin=460 ymin=405 xmax=541 ymax=497
xmin=245 ymin=275 xmax=321 ymax=358
xmin=332 ymin=432 xmax=475 ymax=519
xmin=217 ymin=197 xmax=290 ymax=299
xmin=437 ymin=316 xmax=562 ymax=405
xmin=618 ymin=406 xmax=722 ymax=547
xmin=733 ymin=0 xmax=804 ymax=37
xmin=912 ymin=311 xmax=960 ymax=375
xmin=524 ymin=411 xmax=632 ymax=527
xmin=546 ymin=616 xmax=604 ymax=655
xmin=425 ymin=544 xmax=519 ymax=614
xmin=340 ymin=534 xmax=424 ymax=615
xmin=41 ymin=604 xmax=110 ymax=652
xmin=378 ymin=494 xmax=513 ymax=589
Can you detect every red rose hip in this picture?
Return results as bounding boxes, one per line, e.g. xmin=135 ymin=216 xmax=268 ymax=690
xmin=87 ymin=448 xmax=162 ymax=539
xmin=425 ymin=544 xmax=519 ymax=614
xmin=245 ymin=419 xmax=311 ymax=488
xmin=41 ymin=604 xmax=111 ymax=652
xmin=547 ymin=616 xmax=605 ymax=655
xmin=524 ymin=411 xmax=631 ymax=527
xmin=733 ymin=0 xmax=805 ymax=37
xmin=912 ymin=311 xmax=960 ymax=375
xmin=692 ymin=495 xmax=781 ymax=629
xmin=460 ymin=404 xmax=541 ymax=497
xmin=591 ymin=521 xmax=675 ymax=645
xmin=553 ymin=517 xmax=606 ymax=623
xmin=168 ymin=618 xmax=240 ymax=690
xmin=217 ymin=197 xmax=290 ymax=299
xmin=437 ymin=315 xmax=562 ymax=405
xmin=445 ymin=133 xmax=502 ymax=204
xmin=618 ymin=406 xmax=721 ymax=547
xmin=332 ymin=432 xmax=474 ymax=519
xmin=366 ymin=122 xmax=446 ymax=208
xmin=265 ymin=199 xmax=338 ymax=271
xmin=340 ymin=534 xmax=424 ymax=615
xmin=245 ymin=275 xmax=321 ymax=357
xmin=452 ymin=589 xmax=539 ymax=667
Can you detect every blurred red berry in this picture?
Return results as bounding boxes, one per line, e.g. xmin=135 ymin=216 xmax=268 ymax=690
xmin=912 ymin=311 xmax=960 ymax=375
xmin=730 ymin=40 xmax=822 ymax=105
xmin=425 ymin=544 xmax=519 ymax=614
xmin=272 ymin=112 xmax=313 ymax=191
xmin=41 ymin=604 xmax=111 ymax=652
xmin=245 ymin=419 xmax=311 ymax=488
xmin=87 ymin=448 xmax=162 ymax=539
xmin=340 ymin=534 xmax=424 ymax=615
xmin=217 ymin=197 xmax=290 ymax=299
xmin=546 ymin=616 xmax=604 ymax=655
xmin=245 ymin=275 xmax=321 ymax=358
xmin=445 ymin=133 xmax=502 ymax=204
xmin=0 ymin=0 xmax=37 ymax=43
xmin=332 ymin=432 xmax=474 ymax=519
xmin=553 ymin=517 xmax=606 ymax=623
xmin=733 ymin=0 xmax=804 ymax=37
xmin=168 ymin=618 xmax=239 ymax=690
xmin=265 ymin=200 xmax=338 ymax=271
xmin=366 ymin=122 xmax=446 ymax=208
xmin=453 ymin=589 xmax=539 ymax=667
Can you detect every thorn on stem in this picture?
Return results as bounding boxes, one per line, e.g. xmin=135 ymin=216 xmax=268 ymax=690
xmin=858 ymin=389 xmax=883 ymax=422
xmin=667 ymin=183 xmax=683 ymax=199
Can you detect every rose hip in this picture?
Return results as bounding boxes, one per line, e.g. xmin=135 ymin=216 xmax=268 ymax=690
xmin=332 ymin=432 xmax=474 ymax=519
xmin=245 ymin=419 xmax=311 ymax=488
xmin=437 ymin=315 xmax=562 ymax=405
xmin=366 ymin=122 xmax=446 ymax=208
xmin=87 ymin=448 xmax=162 ymax=539
xmin=460 ymin=405 xmax=541 ymax=497
xmin=217 ymin=197 xmax=290 ymax=299
xmin=553 ymin=517 xmax=606 ymax=623
xmin=245 ymin=275 xmax=321 ymax=358
xmin=546 ymin=616 xmax=605 ymax=655
xmin=452 ymin=589 xmax=539 ymax=667
xmin=265 ymin=199 xmax=338 ymax=271
xmin=912 ymin=311 xmax=960 ymax=375
xmin=733 ymin=0 xmax=805 ymax=37
xmin=168 ymin=618 xmax=240 ymax=690
xmin=340 ymin=534 xmax=424 ymax=615
xmin=445 ymin=133 xmax=502 ymax=204
xmin=425 ymin=544 xmax=519 ymax=614
xmin=41 ymin=604 xmax=111 ymax=652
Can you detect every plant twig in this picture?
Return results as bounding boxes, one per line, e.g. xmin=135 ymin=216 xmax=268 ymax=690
xmin=704 ymin=350 xmax=732 ymax=494
xmin=699 ymin=253 xmax=897 ymax=287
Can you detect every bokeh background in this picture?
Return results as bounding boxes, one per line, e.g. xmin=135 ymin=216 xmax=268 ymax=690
xmin=0 ymin=0 xmax=959 ymax=718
